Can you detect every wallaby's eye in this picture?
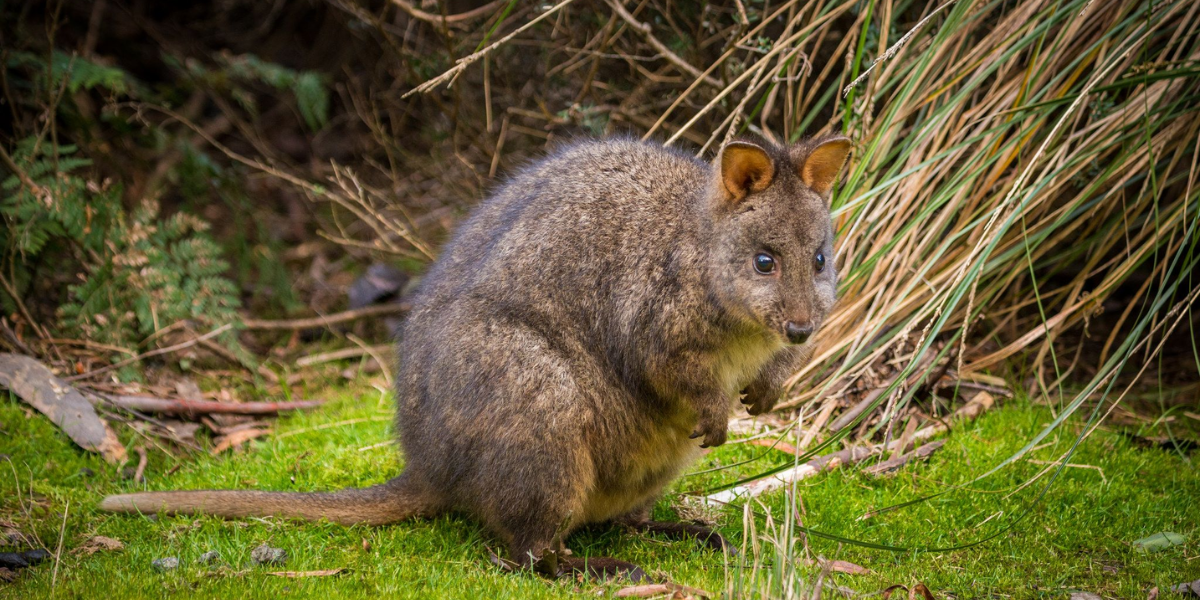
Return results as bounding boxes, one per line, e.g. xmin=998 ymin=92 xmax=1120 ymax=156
xmin=753 ymin=253 xmax=776 ymax=275
xmin=814 ymin=252 xmax=826 ymax=272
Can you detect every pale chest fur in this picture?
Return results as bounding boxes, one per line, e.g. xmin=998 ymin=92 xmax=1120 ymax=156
xmin=714 ymin=331 xmax=784 ymax=395
xmin=582 ymin=408 xmax=699 ymax=525
xmin=581 ymin=334 xmax=781 ymax=525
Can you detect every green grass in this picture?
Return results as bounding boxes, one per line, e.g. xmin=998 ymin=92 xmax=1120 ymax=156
xmin=1 ymin=385 xmax=1197 ymax=599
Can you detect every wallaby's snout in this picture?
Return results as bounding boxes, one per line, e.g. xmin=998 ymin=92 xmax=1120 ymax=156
xmin=784 ymin=321 xmax=813 ymax=345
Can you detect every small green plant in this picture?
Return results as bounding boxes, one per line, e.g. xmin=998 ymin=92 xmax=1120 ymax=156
xmin=174 ymin=52 xmax=330 ymax=132
xmin=5 ymin=50 xmax=133 ymax=96
xmin=57 ymin=203 xmax=241 ymax=353
xmin=0 ymin=42 xmax=326 ymax=376
xmin=2 ymin=139 xmax=241 ymax=377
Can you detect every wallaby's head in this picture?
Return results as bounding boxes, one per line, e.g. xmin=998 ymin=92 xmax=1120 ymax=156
xmin=706 ymin=134 xmax=852 ymax=346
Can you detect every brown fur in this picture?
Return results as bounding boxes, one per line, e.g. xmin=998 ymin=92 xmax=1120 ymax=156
xmin=99 ymin=135 xmax=852 ymax=578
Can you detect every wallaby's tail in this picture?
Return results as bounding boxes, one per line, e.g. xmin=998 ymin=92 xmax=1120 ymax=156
xmin=98 ymin=474 xmax=433 ymax=526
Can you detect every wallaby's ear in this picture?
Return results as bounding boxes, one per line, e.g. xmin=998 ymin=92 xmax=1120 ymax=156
xmin=719 ymin=141 xmax=775 ymax=204
xmin=799 ymin=136 xmax=852 ymax=199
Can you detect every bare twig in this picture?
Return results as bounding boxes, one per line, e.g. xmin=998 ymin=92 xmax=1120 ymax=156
xmin=604 ymin=0 xmax=721 ymax=89
xmin=50 ymin=500 xmax=67 ymax=594
xmin=242 ymin=303 xmax=410 ymax=331
xmin=296 ymin=345 xmax=392 ymax=367
xmin=0 ymin=143 xmax=45 ymax=198
xmin=389 ymin=0 xmax=509 ymax=27
xmin=194 ymin=337 xmax=281 ymax=384
xmin=403 ymin=0 xmax=582 ymax=98
xmin=863 ymin=440 xmax=945 ymax=477
xmin=65 ymin=323 xmax=234 ymax=381
xmin=132 ymin=446 xmax=148 ymax=483
xmin=0 ymin=319 xmax=34 ymax=355
xmin=842 ymin=0 xmax=960 ymax=97
xmin=211 ymin=428 xmax=272 ymax=455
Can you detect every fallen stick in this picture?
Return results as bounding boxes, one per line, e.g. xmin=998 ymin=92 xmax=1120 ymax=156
xmin=909 ymin=391 xmax=994 ymax=444
xmin=829 ymin=347 xmax=948 ymax=434
xmin=390 ymin=0 xmax=508 ymax=28
xmin=101 ymin=395 xmax=324 ymax=417
xmin=703 ymin=391 xmax=994 ymax=505
xmin=604 ymin=0 xmax=722 ymax=89
xmin=242 ymin=304 xmax=410 ymax=331
xmin=937 ymin=379 xmax=1013 ymax=397
xmin=296 ymin=345 xmax=392 ymax=367
xmin=863 ymin=440 xmax=945 ymax=477
xmin=195 ymin=338 xmax=280 ymax=384
xmin=132 ymin=446 xmax=148 ymax=483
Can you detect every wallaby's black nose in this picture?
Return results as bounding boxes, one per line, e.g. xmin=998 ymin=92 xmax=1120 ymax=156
xmin=784 ymin=322 xmax=813 ymax=344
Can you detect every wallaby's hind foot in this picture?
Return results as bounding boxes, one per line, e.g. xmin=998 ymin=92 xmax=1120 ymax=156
xmin=558 ymin=556 xmax=649 ymax=582
xmin=511 ymin=547 xmax=649 ymax=583
xmin=624 ymin=518 xmax=735 ymax=555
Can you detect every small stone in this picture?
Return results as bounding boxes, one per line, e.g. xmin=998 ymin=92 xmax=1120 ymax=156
xmin=0 ymin=554 xmax=28 ymax=570
xmin=0 ymin=548 xmax=49 ymax=569
xmin=250 ymin=544 xmax=287 ymax=566
xmin=19 ymin=550 xmax=48 ymax=566
xmin=198 ymin=551 xmax=220 ymax=565
xmin=151 ymin=557 xmax=179 ymax=571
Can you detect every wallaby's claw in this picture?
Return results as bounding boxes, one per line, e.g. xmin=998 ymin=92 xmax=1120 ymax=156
xmin=693 ymin=415 xmax=728 ymax=448
xmin=742 ymin=385 xmax=782 ymax=416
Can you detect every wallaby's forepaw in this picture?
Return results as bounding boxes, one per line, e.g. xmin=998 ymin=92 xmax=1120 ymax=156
xmin=690 ymin=414 xmax=728 ymax=448
xmin=741 ymin=383 xmax=782 ymax=416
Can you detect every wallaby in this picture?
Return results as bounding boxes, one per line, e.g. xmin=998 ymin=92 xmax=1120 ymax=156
xmin=100 ymin=135 xmax=852 ymax=581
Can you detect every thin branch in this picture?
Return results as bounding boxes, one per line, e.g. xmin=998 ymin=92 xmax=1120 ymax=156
xmin=403 ymin=0 xmax=582 ymax=98
xmin=132 ymin=446 xmax=148 ymax=483
xmin=65 ymin=323 xmax=233 ymax=381
xmin=242 ymin=303 xmax=410 ymax=331
xmin=296 ymin=345 xmax=392 ymax=367
xmin=389 ymin=0 xmax=509 ymax=27
xmin=604 ymin=0 xmax=721 ymax=89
